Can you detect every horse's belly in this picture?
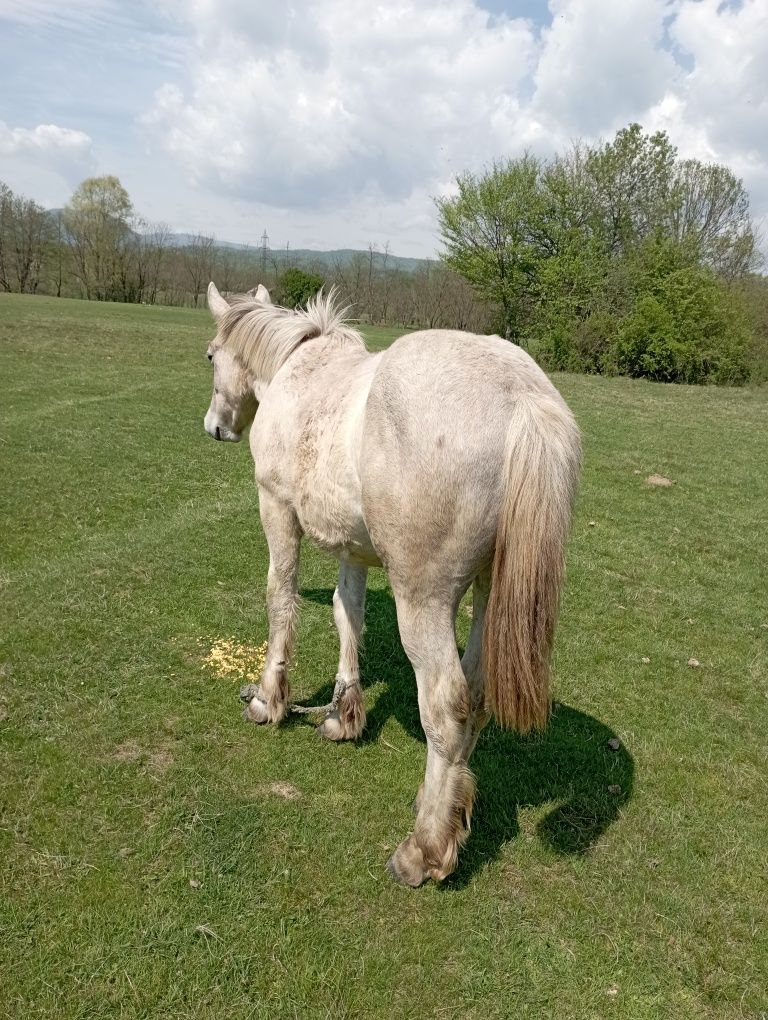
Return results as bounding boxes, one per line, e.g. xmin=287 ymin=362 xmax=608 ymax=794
xmin=341 ymin=536 xmax=382 ymax=568
xmin=297 ymin=490 xmax=382 ymax=567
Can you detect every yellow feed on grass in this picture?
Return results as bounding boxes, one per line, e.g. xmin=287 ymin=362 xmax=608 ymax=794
xmin=200 ymin=637 xmax=268 ymax=682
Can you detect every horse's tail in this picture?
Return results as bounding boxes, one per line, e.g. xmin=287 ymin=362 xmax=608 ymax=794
xmin=483 ymin=394 xmax=581 ymax=733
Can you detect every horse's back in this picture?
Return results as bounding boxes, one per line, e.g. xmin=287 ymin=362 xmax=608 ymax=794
xmin=360 ymin=329 xmax=572 ymax=590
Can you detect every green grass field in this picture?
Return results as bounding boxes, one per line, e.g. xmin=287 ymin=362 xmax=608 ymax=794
xmin=1 ymin=294 xmax=767 ymax=1019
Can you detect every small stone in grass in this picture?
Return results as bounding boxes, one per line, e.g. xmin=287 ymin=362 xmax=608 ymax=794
xmin=646 ymin=473 xmax=674 ymax=487
xmin=608 ymin=784 xmax=622 ymax=795
xmin=606 ymin=986 xmax=619 ymax=998
xmin=117 ymin=847 xmax=134 ymax=859
xmin=641 ymin=656 xmax=650 ymax=664
xmin=588 ymin=520 xmax=597 ymax=527
xmin=189 ymin=879 xmax=202 ymax=890
xmin=607 ymin=737 xmax=621 ymax=751
xmin=688 ymin=658 xmax=700 ymax=668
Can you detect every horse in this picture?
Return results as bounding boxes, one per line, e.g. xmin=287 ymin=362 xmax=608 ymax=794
xmin=202 ymin=280 xmax=581 ymax=886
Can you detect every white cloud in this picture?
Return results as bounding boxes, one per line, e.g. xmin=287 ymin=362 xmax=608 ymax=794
xmin=665 ymin=0 xmax=768 ymax=158
xmin=531 ymin=0 xmax=679 ymax=138
xmin=6 ymin=0 xmax=767 ymax=255
xmin=647 ymin=0 xmax=768 ymax=236
xmin=0 ymin=122 xmax=92 ymax=158
xmin=137 ymin=0 xmax=768 ymax=253
xmin=0 ymin=0 xmax=110 ymax=27
xmin=0 ymin=122 xmax=96 ymax=187
xmin=142 ymin=0 xmax=539 ymax=209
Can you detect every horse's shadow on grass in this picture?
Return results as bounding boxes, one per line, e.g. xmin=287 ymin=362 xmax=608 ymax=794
xmin=300 ymin=586 xmax=634 ymax=886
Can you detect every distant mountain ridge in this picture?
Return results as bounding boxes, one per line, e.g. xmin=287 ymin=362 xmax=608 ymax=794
xmin=44 ymin=211 xmax=433 ymax=274
xmin=166 ymin=234 xmax=432 ymax=273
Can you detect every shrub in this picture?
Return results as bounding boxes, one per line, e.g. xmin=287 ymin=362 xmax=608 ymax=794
xmin=274 ymin=267 xmax=324 ymax=309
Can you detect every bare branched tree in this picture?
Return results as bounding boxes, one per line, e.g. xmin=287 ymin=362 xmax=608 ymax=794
xmin=0 ymin=181 xmax=52 ymax=294
xmin=182 ymin=233 xmax=216 ymax=307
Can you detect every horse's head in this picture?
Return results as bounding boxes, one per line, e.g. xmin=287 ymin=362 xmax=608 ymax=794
xmin=203 ymin=281 xmax=270 ymax=442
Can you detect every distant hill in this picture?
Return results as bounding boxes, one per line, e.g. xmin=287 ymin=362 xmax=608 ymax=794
xmin=44 ymin=213 xmax=433 ymax=274
xmin=165 ymin=235 xmax=431 ymax=273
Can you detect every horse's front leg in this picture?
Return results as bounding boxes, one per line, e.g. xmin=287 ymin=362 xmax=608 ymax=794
xmin=241 ymin=489 xmax=301 ymax=725
xmin=317 ymin=562 xmax=367 ymax=741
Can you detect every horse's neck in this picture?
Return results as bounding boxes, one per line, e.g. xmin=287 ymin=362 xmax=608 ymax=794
xmin=273 ymin=332 xmax=368 ymax=386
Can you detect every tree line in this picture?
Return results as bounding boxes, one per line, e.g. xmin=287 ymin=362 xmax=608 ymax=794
xmin=2 ymin=122 xmax=767 ymax=383
xmin=437 ymin=123 xmax=766 ymax=384
xmin=0 ymin=175 xmax=490 ymax=333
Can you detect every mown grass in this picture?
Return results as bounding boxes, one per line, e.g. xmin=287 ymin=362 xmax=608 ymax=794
xmin=1 ymin=294 xmax=766 ymax=1019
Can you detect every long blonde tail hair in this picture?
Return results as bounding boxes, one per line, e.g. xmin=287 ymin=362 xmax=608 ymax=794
xmin=483 ymin=396 xmax=581 ymax=733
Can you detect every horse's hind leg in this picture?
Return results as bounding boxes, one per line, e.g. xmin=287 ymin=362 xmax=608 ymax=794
xmin=387 ymin=591 xmax=485 ymax=887
xmin=460 ymin=569 xmax=492 ymax=756
xmin=317 ymin=562 xmax=367 ymax=741
xmin=411 ymin=569 xmax=491 ymax=816
xmin=241 ymin=489 xmax=300 ymax=725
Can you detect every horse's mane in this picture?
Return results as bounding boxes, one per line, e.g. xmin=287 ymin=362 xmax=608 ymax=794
xmin=218 ymin=288 xmax=365 ymax=381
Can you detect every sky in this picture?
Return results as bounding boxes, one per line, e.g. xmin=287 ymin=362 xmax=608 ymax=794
xmin=0 ymin=0 xmax=766 ymax=259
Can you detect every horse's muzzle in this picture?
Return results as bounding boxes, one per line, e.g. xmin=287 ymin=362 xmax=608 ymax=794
xmin=203 ymin=412 xmax=241 ymax=443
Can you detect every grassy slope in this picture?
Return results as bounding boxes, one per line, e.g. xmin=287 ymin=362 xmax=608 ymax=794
xmin=1 ymin=295 xmax=766 ymax=1019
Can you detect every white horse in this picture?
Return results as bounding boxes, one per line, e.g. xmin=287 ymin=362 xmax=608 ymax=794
xmin=202 ymin=281 xmax=581 ymax=886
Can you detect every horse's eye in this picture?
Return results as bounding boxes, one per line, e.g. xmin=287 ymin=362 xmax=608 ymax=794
xmin=207 ymin=352 xmax=213 ymax=362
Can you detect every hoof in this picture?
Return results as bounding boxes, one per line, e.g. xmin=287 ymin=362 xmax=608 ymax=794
xmin=386 ymin=836 xmax=429 ymax=888
xmin=315 ymin=710 xmax=363 ymax=742
xmin=243 ymin=696 xmax=270 ymax=724
xmin=316 ymin=712 xmax=346 ymax=741
xmin=239 ymin=683 xmax=260 ymax=703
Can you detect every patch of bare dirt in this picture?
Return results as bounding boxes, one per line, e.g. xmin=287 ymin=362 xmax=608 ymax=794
xmin=256 ymin=781 xmax=302 ymax=801
xmin=146 ymin=746 xmax=174 ymax=773
xmin=113 ymin=740 xmax=143 ymax=763
xmin=112 ymin=738 xmax=174 ymax=773
xmin=646 ymin=474 xmax=674 ymax=487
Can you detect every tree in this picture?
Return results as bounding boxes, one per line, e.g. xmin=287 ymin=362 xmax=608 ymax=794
xmin=63 ymin=176 xmax=134 ymax=300
xmin=581 ymin=124 xmax=678 ymax=255
xmin=435 ymin=155 xmax=544 ymax=339
xmin=48 ymin=210 xmax=68 ymax=297
xmin=0 ymin=181 xmax=12 ymax=292
xmin=126 ymin=220 xmax=171 ymax=304
xmin=274 ymin=266 xmax=324 ymax=309
xmin=182 ymin=233 xmax=216 ymax=307
xmin=436 ymin=124 xmax=761 ymax=383
xmin=580 ymin=125 xmax=757 ymax=276
xmin=668 ymin=159 xmax=756 ymax=278
xmin=0 ymin=181 xmax=53 ymax=294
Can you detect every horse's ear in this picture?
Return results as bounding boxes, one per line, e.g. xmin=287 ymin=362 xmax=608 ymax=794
xmin=255 ymin=284 xmax=272 ymax=304
xmin=207 ymin=281 xmax=230 ymax=321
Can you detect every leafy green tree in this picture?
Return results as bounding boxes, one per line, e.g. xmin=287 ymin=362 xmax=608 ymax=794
xmin=435 ymin=155 xmax=544 ymax=339
xmin=583 ymin=124 xmax=678 ymax=255
xmin=275 ymin=266 xmax=325 ymax=309
xmin=436 ymin=125 xmax=760 ymax=383
xmin=612 ymin=236 xmax=751 ymax=384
